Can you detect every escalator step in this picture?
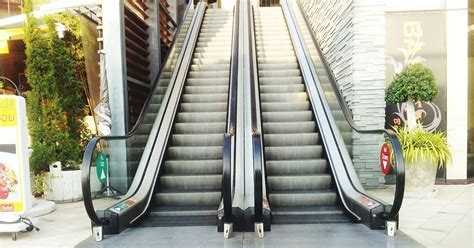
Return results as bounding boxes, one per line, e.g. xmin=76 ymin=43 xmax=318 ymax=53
xmin=260 ymin=76 xmax=303 ymax=85
xmin=154 ymin=190 xmax=221 ymax=206
xmin=262 ymin=111 xmax=313 ymax=122
xmin=184 ymin=85 xmax=228 ymax=94
xmin=265 ymin=145 xmax=323 ymax=160
xmin=171 ymin=134 xmax=223 ymax=146
xmin=140 ymin=215 xmax=216 ymax=227
xmin=260 ymin=84 xmax=305 ymax=94
xmin=176 ymin=112 xmax=226 ymax=123
xmin=269 ymin=190 xmax=337 ymax=207
xmin=261 ymin=102 xmax=310 ymax=112
xmin=266 ymin=159 xmax=327 ymax=174
xmin=179 ymin=102 xmax=227 ymax=112
xmin=167 ymin=146 xmax=223 ymax=160
xmin=267 ymin=174 xmax=332 ymax=191
xmin=264 ymin=133 xmax=319 ymax=146
xmin=160 ymin=174 xmax=221 ymax=190
xmin=174 ymin=122 xmax=225 ymax=134
xmin=164 ymin=160 xmax=223 ymax=174
xmin=260 ymin=92 xmax=308 ymax=102
xmin=187 ymin=77 xmax=228 ymax=86
xmin=149 ymin=205 xmax=217 ymax=217
xmin=263 ymin=121 xmax=316 ymax=134
xmin=181 ymin=93 xmax=228 ymax=103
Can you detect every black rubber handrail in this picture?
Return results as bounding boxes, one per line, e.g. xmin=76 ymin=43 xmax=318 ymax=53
xmin=295 ymin=0 xmax=405 ymax=220
xmin=222 ymin=0 xmax=240 ymax=224
xmin=81 ymin=0 xmax=193 ymax=226
xmin=248 ymin=4 xmax=266 ymax=223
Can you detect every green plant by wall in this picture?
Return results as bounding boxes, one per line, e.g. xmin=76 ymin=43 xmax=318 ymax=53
xmin=23 ymin=0 xmax=86 ymax=173
xmin=394 ymin=124 xmax=452 ymax=167
xmin=385 ymin=63 xmax=439 ymax=104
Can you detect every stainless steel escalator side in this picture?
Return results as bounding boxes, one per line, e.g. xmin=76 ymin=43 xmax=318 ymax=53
xmin=280 ymin=0 xmax=405 ymax=229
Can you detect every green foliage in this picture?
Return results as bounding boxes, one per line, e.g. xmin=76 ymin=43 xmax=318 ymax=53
xmin=32 ymin=172 xmax=50 ymax=197
xmin=386 ymin=63 xmax=439 ymax=104
xmin=394 ymin=124 xmax=452 ymax=167
xmin=23 ymin=0 xmax=86 ymax=173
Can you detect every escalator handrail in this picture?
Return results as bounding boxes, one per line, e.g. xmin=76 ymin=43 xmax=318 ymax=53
xmin=248 ymin=4 xmax=267 ymax=223
xmin=81 ymin=0 xmax=193 ymax=226
xmin=222 ymin=0 xmax=240 ymax=223
xmin=293 ymin=0 xmax=405 ymax=220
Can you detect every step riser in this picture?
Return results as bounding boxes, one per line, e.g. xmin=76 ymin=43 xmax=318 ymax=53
xmin=154 ymin=192 xmax=221 ymax=206
xmin=266 ymin=161 xmax=328 ymax=174
xmin=160 ymin=175 xmax=221 ymax=190
xmin=164 ymin=160 xmax=223 ymax=174
xmin=265 ymin=146 xmax=323 ymax=160
xmin=269 ymin=193 xmax=337 ymax=207
xmin=267 ymin=176 xmax=332 ymax=191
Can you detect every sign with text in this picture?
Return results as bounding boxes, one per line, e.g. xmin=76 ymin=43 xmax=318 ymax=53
xmin=0 ymin=96 xmax=31 ymax=214
xmin=380 ymin=143 xmax=391 ymax=175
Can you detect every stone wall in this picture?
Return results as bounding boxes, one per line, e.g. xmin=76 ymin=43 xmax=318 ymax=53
xmin=297 ymin=0 xmax=386 ymax=188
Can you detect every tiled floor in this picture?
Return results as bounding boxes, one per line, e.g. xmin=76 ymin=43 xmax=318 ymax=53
xmin=76 ymin=223 xmax=420 ymax=248
xmin=0 ymin=184 xmax=471 ymax=248
xmin=0 ymin=201 xmax=90 ymax=248
xmin=400 ymin=185 xmax=473 ymax=247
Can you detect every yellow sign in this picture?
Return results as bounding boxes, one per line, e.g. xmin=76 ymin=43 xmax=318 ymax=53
xmin=0 ymin=98 xmax=16 ymax=126
xmin=0 ymin=40 xmax=9 ymax=54
xmin=0 ymin=96 xmax=28 ymax=214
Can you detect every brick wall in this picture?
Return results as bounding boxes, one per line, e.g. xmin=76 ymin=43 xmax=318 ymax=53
xmin=298 ymin=0 xmax=386 ymax=188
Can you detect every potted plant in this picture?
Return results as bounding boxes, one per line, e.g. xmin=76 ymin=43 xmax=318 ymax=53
xmin=394 ymin=124 xmax=451 ymax=198
xmin=386 ymin=63 xmax=439 ymax=131
xmin=23 ymin=1 xmax=87 ymax=202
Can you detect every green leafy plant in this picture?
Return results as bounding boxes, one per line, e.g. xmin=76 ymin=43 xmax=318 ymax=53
xmin=23 ymin=0 xmax=86 ymax=173
xmin=394 ymin=124 xmax=452 ymax=167
xmin=386 ymin=63 xmax=439 ymax=104
xmin=32 ymin=172 xmax=50 ymax=197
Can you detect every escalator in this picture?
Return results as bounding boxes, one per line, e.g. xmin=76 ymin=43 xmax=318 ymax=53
xmin=82 ymin=1 xmax=238 ymax=236
xmin=254 ymin=6 xmax=350 ymax=225
xmin=145 ymin=8 xmax=233 ymax=226
xmin=251 ymin=0 xmax=405 ymax=231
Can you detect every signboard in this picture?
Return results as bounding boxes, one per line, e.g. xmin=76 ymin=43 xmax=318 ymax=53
xmin=0 ymin=96 xmax=31 ymax=214
xmin=380 ymin=143 xmax=391 ymax=175
xmin=385 ymin=13 xmax=447 ymax=132
xmin=96 ymin=152 xmax=108 ymax=184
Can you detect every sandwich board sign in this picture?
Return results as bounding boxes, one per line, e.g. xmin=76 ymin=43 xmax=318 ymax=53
xmin=0 ymin=96 xmax=32 ymax=214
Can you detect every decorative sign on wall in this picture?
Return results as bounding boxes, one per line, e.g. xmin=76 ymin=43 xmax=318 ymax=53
xmin=0 ymin=96 xmax=32 ymax=214
xmin=385 ymin=14 xmax=447 ymax=132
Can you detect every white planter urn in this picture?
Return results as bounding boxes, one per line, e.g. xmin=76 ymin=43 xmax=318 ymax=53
xmin=44 ymin=162 xmax=82 ymax=202
xmin=405 ymin=158 xmax=438 ymax=198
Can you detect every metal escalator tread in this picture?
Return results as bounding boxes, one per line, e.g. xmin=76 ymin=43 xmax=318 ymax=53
xmin=150 ymin=9 xmax=233 ymax=226
xmin=255 ymin=7 xmax=349 ymax=224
